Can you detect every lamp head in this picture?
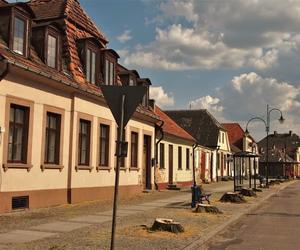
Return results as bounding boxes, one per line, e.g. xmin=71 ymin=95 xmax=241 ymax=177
xmin=279 ymin=115 xmax=285 ymax=124
xmin=245 ymin=128 xmax=250 ymax=137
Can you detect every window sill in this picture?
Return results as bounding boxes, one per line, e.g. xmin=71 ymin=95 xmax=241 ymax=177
xmin=75 ymin=165 xmax=93 ymax=172
xmin=114 ymin=167 xmax=127 ymax=172
xmin=96 ymin=166 xmax=112 ymax=172
xmin=41 ymin=164 xmax=64 ymax=172
xmin=3 ymin=163 xmax=33 ymax=172
xmin=178 ymin=168 xmax=183 ymax=171
xmin=129 ymin=167 xmax=140 ymax=172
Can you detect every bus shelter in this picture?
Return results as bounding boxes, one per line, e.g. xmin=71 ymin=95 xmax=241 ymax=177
xmin=233 ymin=151 xmax=260 ymax=192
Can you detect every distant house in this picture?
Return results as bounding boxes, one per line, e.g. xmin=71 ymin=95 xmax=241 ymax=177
xmin=153 ymin=105 xmax=196 ymax=190
xmin=222 ymin=123 xmax=258 ymax=177
xmin=258 ymin=131 xmax=300 ymax=178
xmin=165 ymin=109 xmax=231 ymax=181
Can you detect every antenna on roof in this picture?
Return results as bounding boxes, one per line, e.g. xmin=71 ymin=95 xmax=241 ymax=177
xmin=189 ymin=103 xmax=192 ymax=109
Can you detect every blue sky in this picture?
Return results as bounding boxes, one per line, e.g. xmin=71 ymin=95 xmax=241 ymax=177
xmin=80 ymin=0 xmax=300 ymax=140
xmin=11 ymin=0 xmax=300 ymax=140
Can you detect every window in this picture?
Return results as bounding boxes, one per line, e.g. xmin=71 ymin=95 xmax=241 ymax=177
xmin=131 ymin=132 xmax=138 ymax=168
xmin=13 ymin=17 xmax=26 ymax=55
xmin=44 ymin=112 xmax=61 ymax=164
xmin=178 ymin=146 xmax=182 ymax=170
xmin=47 ymin=34 xmax=57 ymax=68
xmin=78 ymin=119 xmax=91 ymax=165
xmin=186 ymin=148 xmax=190 ymax=170
xmin=222 ymin=132 xmax=224 ymax=143
xmin=159 ymin=143 xmax=165 ymax=169
xmin=129 ymin=77 xmax=134 ymax=86
xmin=105 ymin=58 xmax=114 ymax=85
xmin=99 ymin=124 xmax=109 ymax=166
xmin=8 ymin=105 xmax=29 ymax=163
xmin=142 ymin=90 xmax=149 ymax=107
xmin=86 ymin=48 xmax=96 ymax=84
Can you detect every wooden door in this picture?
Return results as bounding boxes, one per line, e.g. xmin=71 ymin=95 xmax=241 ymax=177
xmin=168 ymin=145 xmax=173 ymax=184
xmin=143 ymin=135 xmax=151 ymax=189
xmin=201 ymin=151 xmax=206 ymax=181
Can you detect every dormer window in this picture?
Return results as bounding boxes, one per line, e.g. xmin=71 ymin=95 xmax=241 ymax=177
xmin=86 ymin=47 xmax=96 ymax=84
xmin=102 ymin=49 xmax=119 ymax=85
xmin=13 ymin=16 xmax=26 ymax=55
xmin=47 ymin=33 xmax=58 ymax=68
xmin=129 ymin=76 xmax=134 ymax=86
xmin=105 ymin=58 xmax=114 ymax=85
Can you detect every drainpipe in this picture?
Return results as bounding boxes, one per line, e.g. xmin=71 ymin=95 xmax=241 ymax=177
xmin=192 ymin=143 xmax=199 ymax=186
xmin=0 ymin=57 xmax=9 ymax=81
xmin=154 ymin=121 xmax=164 ymax=190
xmin=0 ymin=57 xmax=8 ymax=193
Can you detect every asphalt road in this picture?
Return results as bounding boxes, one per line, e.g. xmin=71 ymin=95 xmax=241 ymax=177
xmin=205 ymin=181 xmax=300 ymax=250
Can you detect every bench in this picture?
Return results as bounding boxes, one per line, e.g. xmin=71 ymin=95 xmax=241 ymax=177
xmin=198 ymin=187 xmax=211 ymax=204
xmin=191 ymin=185 xmax=212 ymax=208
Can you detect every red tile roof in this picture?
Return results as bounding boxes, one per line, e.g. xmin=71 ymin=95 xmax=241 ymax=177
xmin=222 ymin=123 xmax=256 ymax=151
xmin=0 ymin=0 xmax=159 ymax=122
xmin=29 ymin=0 xmax=108 ymax=43
xmin=222 ymin=123 xmax=245 ymax=147
xmin=0 ymin=0 xmax=7 ymax=7
xmin=155 ymin=106 xmax=196 ymax=142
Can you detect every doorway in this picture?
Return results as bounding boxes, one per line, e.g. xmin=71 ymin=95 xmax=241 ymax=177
xmin=168 ymin=145 xmax=173 ymax=184
xmin=143 ymin=135 xmax=151 ymax=190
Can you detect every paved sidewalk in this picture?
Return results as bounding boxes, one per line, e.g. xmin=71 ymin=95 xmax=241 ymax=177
xmin=0 ymin=181 xmax=233 ymax=248
xmin=2 ymin=180 xmax=291 ymax=249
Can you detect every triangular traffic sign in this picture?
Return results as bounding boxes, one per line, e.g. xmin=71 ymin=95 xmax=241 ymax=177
xmin=101 ymin=85 xmax=147 ymax=127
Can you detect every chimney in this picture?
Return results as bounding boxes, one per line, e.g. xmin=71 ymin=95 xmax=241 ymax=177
xmin=289 ymin=130 xmax=292 ymax=136
xmin=149 ymin=99 xmax=155 ymax=110
xmin=274 ymin=131 xmax=277 ymax=135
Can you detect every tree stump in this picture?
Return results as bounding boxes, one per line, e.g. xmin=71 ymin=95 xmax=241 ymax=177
xmin=220 ymin=192 xmax=246 ymax=203
xmin=150 ymin=218 xmax=184 ymax=233
xmin=240 ymin=188 xmax=257 ymax=197
xmin=194 ymin=203 xmax=222 ymax=214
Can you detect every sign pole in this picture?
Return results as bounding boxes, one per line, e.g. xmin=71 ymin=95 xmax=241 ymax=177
xmin=110 ymin=94 xmax=126 ymax=250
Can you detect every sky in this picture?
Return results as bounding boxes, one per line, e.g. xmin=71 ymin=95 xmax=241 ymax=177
xmin=12 ymin=0 xmax=300 ymax=140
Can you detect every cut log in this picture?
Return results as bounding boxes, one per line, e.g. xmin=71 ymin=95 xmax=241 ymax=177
xmin=220 ymin=192 xmax=246 ymax=203
xmin=150 ymin=218 xmax=184 ymax=234
xmin=240 ymin=188 xmax=257 ymax=197
xmin=194 ymin=203 xmax=222 ymax=214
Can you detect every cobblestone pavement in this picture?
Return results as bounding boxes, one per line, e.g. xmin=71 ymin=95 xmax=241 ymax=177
xmin=0 ymin=180 xmax=294 ymax=250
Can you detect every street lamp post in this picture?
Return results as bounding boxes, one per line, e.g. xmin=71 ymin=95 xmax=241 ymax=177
xmin=245 ymin=104 xmax=284 ymax=187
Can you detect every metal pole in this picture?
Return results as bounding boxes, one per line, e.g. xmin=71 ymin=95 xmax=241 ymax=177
xmin=233 ymin=157 xmax=236 ymax=191
xmin=266 ymin=104 xmax=269 ymax=187
xmin=110 ymin=94 xmax=126 ymax=250
xmin=249 ymin=157 xmax=252 ymax=189
xmin=254 ymin=157 xmax=257 ymax=189
xmin=192 ymin=144 xmax=198 ymax=186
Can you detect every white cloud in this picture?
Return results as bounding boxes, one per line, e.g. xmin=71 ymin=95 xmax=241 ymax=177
xmin=150 ymin=86 xmax=175 ymax=108
xmin=117 ymin=30 xmax=132 ymax=43
xmin=122 ymin=0 xmax=300 ymax=72
xmin=189 ymin=72 xmax=300 ymax=140
xmin=190 ymin=95 xmax=223 ymax=113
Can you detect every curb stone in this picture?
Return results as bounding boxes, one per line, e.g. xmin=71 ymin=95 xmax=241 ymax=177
xmin=181 ymin=180 xmax=296 ymax=250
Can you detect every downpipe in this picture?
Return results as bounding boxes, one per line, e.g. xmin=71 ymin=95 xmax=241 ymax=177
xmin=154 ymin=121 xmax=164 ymax=190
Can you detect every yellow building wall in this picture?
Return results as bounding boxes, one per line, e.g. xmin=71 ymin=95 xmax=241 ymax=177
xmin=156 ymin=138 xmax=194 ymax=187
xmin=0 ymin=73 xmax=155 ymax=196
